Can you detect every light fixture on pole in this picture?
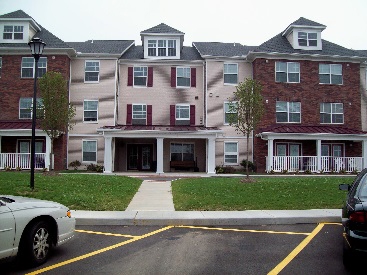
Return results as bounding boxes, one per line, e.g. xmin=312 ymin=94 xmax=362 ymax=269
xmin=28 ymin=37 xmax=46 ymax=190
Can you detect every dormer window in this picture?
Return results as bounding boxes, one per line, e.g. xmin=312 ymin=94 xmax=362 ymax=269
xmin=3 ymin=25 xmax=23 ymax=40
xmin=298 ymin=32 xmax=317 ymax=47
xmin=148 ymin=39 xmax=176 ymax=57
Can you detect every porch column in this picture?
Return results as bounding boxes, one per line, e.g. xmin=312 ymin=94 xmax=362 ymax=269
xmin=156 ymin=137 xmax=164 ymax=174
xmin=267 ymin=139 xmax=273 ymax=172
xmin=45 ymin=135 xmax=51 ymax=170
xmin=104 ymin=137 xmax=113 ymax=173
xmin=363 ymin=140 xmax=367 ymax=169
xmin=207 ymin=137 xmax=216 ymax=174
xmin=316 ymin=139 xmax=322 ymax=172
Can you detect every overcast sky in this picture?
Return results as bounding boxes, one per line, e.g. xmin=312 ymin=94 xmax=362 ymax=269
xmin=1 ymin=0 xmax=367 ymax=50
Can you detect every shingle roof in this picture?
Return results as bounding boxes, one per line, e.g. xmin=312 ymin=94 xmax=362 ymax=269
xmin=193 ymin=42 xmax=255 ymax=57
xmin=67 ymin=40 xmax=134 ymax=55
xmin=286 ymin=17 xmax=326 ymax=28
xmin=259 ymin=124 xmax=367 ymax=135
xmin=0 ymin=10 xmax=72 ymax=49
xmin=141 ymin=23 xmax=184 ymax=34
xmin=120 ymin=45 xmax=203 ymax=61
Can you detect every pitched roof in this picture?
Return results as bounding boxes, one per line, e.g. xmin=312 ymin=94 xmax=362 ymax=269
xmin=259 ymin=124 xmax=367 ymax=135
xmin=193 ymin=42 xmax=255 ymax=58
xmin=0 ymin=121 xmax=41 ymax=130
xmin=120 ymin=45 xmax=203 ymax=61
xmin=141 ymin=23 xmax=184 ymax=34
xmin=0 ymin=10 xmax=72 ymax=49
xmin=286 ymin=17 xmax=326 ymax=28
xmin=67 ymin=40 xmax=134 ymax=55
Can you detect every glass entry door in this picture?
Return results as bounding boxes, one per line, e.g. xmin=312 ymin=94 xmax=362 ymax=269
xmin=127 ymin=144 xmax=153 ymax=171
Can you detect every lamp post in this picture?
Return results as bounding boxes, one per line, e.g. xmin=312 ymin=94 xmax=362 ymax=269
xmin=28 ymin=37 xmax=46 ymax=190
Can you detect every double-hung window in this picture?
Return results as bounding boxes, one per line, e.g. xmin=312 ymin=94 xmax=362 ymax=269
xmin=276 ymin=101 xmax=301 ymax=123
xmin=320 ymin=103 xmax=344 ymax=124
xmin=21 ymin=57 xmax=47 ymax=78
xmin=83 ymin=140 xmax=97 ymax=162
xmin=85 ymin=61 xmax=99 ymax=82
xmin=83 ymin=100 xmax=98 ymax=122
xmin=148 ymin=40 xmax=157 ymax=56
xmin=132 ymin=104 xmax=147 ymax=125
xmin=19 ymin=98 xmax=43 ymax=119
xmin=170 ymin=143 xmax=194 ymax=161
xmin=298 ymin=32 xmax=317 ymax=47
xmin=134 ymin=67 xmax=147 ymax=86
xmin=319 ymin=64 xmax=342 ymax=84
xmin=176 ymin=67 xmax=190 ymax=87
xmin=224 ymin=142 xmax=238 ymax=164
xmin=168 ymin=40 xmax=176 ymax=56
xmin=148 ymin=39 xmax=177 ymax=57
xmin=224 ymin=63 xmax=238 ymax=84
xmin=176 ymin=104 xmax=190 ymax=119
xmin=3 ymin=25 xmax=23 ymax=40
xmin=224 ymin=102 xmax=238 ymax=124
xmin=158 ymin=40 xmax=166 ymax=56
xmin=275 ymin=62 xmax=300 ymax=83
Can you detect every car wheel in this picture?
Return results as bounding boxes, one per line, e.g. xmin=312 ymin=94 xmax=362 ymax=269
xmin=20 ymin=221 xmax=53 ymax=266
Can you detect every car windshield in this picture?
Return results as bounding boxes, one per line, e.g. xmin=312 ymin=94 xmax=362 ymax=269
xmin=358 ymin=173 xmax=367 ymax=200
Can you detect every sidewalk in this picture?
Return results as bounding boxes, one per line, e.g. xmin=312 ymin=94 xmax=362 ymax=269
xmin=71 ymin=173 xmax=343 ymax=226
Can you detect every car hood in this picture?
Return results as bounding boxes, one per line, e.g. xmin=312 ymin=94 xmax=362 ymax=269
xmin=0 ymin=195 xmax=68 ymax=211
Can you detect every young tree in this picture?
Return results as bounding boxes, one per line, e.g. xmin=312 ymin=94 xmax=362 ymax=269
xmin=38 ymin=71 xmax=76 ymax=171
xmin=228 ymin=78 xmax=264 ymax=180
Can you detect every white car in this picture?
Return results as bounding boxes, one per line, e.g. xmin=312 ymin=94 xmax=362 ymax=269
xmin=0 ymin=195 xmax=75 ymax=266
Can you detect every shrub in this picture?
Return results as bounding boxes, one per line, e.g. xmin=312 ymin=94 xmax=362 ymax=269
xmin=86 ymin=163 xmax=104 ymax=173
xmin=215 ymin=166 xmax=224 ymax=174
xmin=16 ymin=166 xmax=22 ymax=171
xmin=240 ymin=160 xmax=256 ymax=172
xmin=69 ymin=160 xmax=82 ymax=170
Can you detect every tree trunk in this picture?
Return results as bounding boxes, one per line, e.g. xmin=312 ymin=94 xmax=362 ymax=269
xmin=50 ymin=138 xmax=54 ymax=171
xmin=246 ymin=132 xmax=250 ymax=179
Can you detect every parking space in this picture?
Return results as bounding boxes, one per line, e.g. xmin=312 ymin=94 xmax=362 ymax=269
xmin=2 ymin=223 xmax=355 ymax=275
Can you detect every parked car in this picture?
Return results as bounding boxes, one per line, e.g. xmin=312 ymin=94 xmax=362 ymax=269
xmin=0 ymin=195 xmax=75 ymax=266
xmin=339 ymin=168 xmax=367 ymax=266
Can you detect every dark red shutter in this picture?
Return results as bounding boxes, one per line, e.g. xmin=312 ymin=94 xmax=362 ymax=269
xmin=147 ymin=67 xmax=153 ymax=87
xmin=126 ymin=104 xmax=132 ymax=124
xmin=190 ymin=105 xmax=195 ymax=125
xmin=127 ymin=67 xmax=133 ymax=86
xmin=170 ymin=105 xmax=175 ymax=126
xmin=191 ymin=68 xmax=196 ymax=87
xmin=171 ymin=67 xmax=176 ymax=87
xmin=147 ymin=105 xmax=152 ymax=125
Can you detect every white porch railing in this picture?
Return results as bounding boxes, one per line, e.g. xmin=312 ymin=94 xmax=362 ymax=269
xmin=266 ymin=156 xmax=363 ymax=173
xmin=0 ymin=153 xmax=46 ymax=170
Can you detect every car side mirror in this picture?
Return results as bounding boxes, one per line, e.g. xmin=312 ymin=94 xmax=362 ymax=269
xmin=339 ymin=184 xmax=350 ymax=191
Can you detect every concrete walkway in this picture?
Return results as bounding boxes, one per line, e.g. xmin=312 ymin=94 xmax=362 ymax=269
xmin=126 ymin=180 xmax=175 ymax=211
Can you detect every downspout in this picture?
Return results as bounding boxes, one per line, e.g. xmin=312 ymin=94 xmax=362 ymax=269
xmin=66 ymin=59 xmax=72 ymax=169
xmin=114 ymin=59 xmax=118 ymax=125
xmin=205 ymin=60 xmax=208 ymax=126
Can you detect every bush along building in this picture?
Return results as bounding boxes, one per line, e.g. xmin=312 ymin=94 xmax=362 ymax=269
xmin=1 ymin=10 xmax=366 ymax=173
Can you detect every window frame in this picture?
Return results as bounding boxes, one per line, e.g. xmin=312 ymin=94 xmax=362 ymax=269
xmin=133 ymin=66 xmax=148 ymax=87
xmin=147 ymin=39 xmax=177 ymax=57
xmin=224 ymin=101 xmax=238 ymax=125
xmin=319 ymin=64 xmax=343 ymax=85
xmin=83 ymin=100 xmax=98 ymax=123
xmin=276 ymin=101 xmax=301 ymax=123
xmin=176 ymin=67 xmax=191 ymax=88
xmin=298 ymin=32 xmax=317 ymax=47
xmin=132 ymin=104 xmax=147 ymax=125
xmin=19 ymin=97 xmax=43 ymax=119
xmin=82 ymin=139 xmax=97 ymax=163
xmin=175 ymin=104 xmax=190 ymax=120
xmin=320 ymin=103 xmax=344 ymax=124
xmin=224 ymin=142 xmax=238 ymax=165
xmin=170 ymin=142 xmax=195 ymax=161
xmin=3 ymin=25 xmax=24 ymax=40
xmin=275 ymin=62 xmax=300 ymax=83
xmin=84 ymin=60 xmax=100 ymax=83
xmin=223 ymin=63 xmax=238 ymax=85
xmin=21 ymin=57 xmax=47 ymax=78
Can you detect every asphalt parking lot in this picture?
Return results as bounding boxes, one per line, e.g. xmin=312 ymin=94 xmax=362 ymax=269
xmin=1 ymin=223 xmax=360 ymax=275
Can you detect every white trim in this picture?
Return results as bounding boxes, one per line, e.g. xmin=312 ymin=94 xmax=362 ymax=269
xmin=224 ymin=141 xmax=239 ymax=165
xmin=83 ymin=99 xmax=99 ymax=123
xmin=223 ymin=63 xmax=238 ymax=85
xmin=84 ymin=60 xmax=100 ymax=83
xmin=82 ymin=139 xmax=98 ymax=163
xmin=133 ymin=66 xmax=148 ymax=87
xmin=176 ymin=67 xmax=191 ymax=88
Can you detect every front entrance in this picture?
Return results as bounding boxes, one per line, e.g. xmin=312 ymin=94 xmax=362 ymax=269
xmin=127 ymin=144 xmax=153 ymax=171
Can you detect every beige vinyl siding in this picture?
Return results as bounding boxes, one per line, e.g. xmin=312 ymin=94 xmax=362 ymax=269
xmin=67 ymin=136 xmax=105 ymax=168
xmin=118 ymin=63 xmax=204 ymax=125
xmin=215 ymin=138 xmax=251 ymax=167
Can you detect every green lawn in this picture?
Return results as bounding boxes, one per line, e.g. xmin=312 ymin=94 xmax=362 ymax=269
xmin=0 ymin=172 xmax=142 ymax=211
xmin=172 ymin=176 xmax=354 ymax=211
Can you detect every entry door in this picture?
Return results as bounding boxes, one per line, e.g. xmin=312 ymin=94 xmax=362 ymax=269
xmin=127 ymin=144 xmax=152 ymax=171
xmin=289 ymin=144 xmax=300 ymax=170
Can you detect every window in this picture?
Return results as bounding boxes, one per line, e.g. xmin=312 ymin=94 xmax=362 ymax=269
xmin=176 ymin=104 xmax=190 ymax=120
xmin=134 ymin=67 xmax=147 ymax=86
xmin=275 ymin=62 xmax=300 ymax=83
xmin=21 ymin=57 xmax=47 ymax=78
xmin=224 ymin=142 xmax=238 ymax=164
xmin=85 ymin=61 xmax=99 ymax=82
xmin=3 ymin=25 xmax=23 ymax=40
xmin=148 ymin=39 xmax=177 ymax=57
xmin=83 ymin=140 xmax=97 ymax=162
xmin=132 ymin=104 xmax=147 ymax=125
xmin=170 ymin=143 xmax=194 ymax=161
xmin=276 ymin=101 xmax=301 ymax=123
xmin=320 ymin=103 xmax=344 ymax=124
xmin=176 ymin=67 xmax=190 ymax=87
xmin=224 ymin=102 xmax=238 ymax=124
xmin=224 ymin=63 xmax=238 ymax=84
xmin=83 ymin=100 xmax=98 ymax=122
xmin=319 ymin=64 xmax=342 ymax=84
xmin=19 ymin=98 xmax=43 ymax=119
xmin=298 ymin=32 xmax=317 ymax=47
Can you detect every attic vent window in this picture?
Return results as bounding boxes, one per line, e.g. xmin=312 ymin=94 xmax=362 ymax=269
xmin=3 ymin=25 xmax=24 ymax=40
xmin=298 ymin=32 xmax=317 ymax=47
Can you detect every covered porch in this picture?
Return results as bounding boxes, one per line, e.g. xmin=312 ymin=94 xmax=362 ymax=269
xmin=257 ymin=125 xmax=367 ymax=173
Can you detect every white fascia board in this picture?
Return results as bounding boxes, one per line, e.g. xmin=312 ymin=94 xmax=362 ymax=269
xmin=259 ymin=132 xmax=367 ymax=141
xmin=119 ymin=59 xmax=204 ymax=65
xmin=0 ymin=18 xmax=41 ymax=32
xmin=0 ymin=129 xmax=47 ymax=136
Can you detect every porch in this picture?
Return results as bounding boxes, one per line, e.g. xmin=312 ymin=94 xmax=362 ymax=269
xmin=0 ymin=153 xmax=46 ymax=170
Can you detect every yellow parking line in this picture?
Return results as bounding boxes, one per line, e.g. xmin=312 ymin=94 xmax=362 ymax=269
xmin=75 ymin=229 xmax=137 ymax=238
xmin=177 ymin=225 xmax=310 ymax=236
xmin=267 ymin=223 xmax=325 ymax=275
xmin=26 ymin=226 xmax=174 ymax=275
